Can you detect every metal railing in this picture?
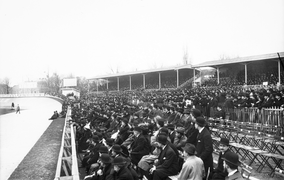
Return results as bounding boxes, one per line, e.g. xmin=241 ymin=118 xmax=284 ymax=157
xmin=54 ymin=106 xmax=79 ymax=180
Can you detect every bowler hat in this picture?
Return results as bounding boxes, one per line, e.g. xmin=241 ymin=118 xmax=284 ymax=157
xmin=112 ymin=144 xmax=122 ymax=153
xmin=106 ymin=138 xmax=114 ymax=146
xmin=196 ymin=117 xmax=206 ymax=127
xmin=100 ymin=154 xmax=112 ymax=164
xmin=222 ymin=151 xmax=241 ymax=166
xmin=191 ymin=109 xmax=201 ymax=118
xmin=157 ymin=135 xmax=168 ymax=145
xmin=160 ymin=127 xmax=169 ymax=135
xmin=122 ymin=118 xmax=128 ymax=124
xmin=182 ymin=143 xmax=196 ymax=155
xmin=113 ymin=156 xmax=125 ymax=166
xmin=220 ymin=137 xmax=230 ymax=146
xmin=93 ymin=135 xmax=100 ymax=143
xmin=99 ymin=146 xmax=109 ymax=153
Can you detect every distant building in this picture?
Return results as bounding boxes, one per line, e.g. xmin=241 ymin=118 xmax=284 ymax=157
xmin=61 ymin=78 xmax=80 ymax=98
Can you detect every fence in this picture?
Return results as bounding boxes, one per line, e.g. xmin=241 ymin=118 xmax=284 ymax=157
xmin=54 ymin=106 xmax=79 ymax=180
xmin=211 ymin=107 xmax=284 ymax=131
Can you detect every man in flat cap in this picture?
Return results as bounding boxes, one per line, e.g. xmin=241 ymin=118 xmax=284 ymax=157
xmin=177 ymin=143 xmax=205 ymax=180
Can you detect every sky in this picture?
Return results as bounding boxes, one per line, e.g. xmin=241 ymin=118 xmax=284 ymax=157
xmin=0 ymin=0 xmax=283 ymax=85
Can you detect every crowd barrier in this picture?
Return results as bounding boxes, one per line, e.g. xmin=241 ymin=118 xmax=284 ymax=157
xmin=210 ymin=107 xmax=284 ymax=133
xmin=54 ymin=106 xmax=79 ymax=180
xmin=0 ymin=93 xmax=64 ymax=103
xmin=0 ymin=93 xmax=46 ymax=97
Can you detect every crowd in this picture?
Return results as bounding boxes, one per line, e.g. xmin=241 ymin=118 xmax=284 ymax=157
xmin=68 ymin=84 xmax=284 ymax=180
xmin=204 ymin=70 xmax=284 ymax=87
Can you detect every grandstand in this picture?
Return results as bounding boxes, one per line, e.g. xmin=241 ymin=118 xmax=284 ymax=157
xmin=88 ymin=52 xmax=284 ymax=91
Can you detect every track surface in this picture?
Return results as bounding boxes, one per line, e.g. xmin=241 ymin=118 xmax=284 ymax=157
xmin=0 ymin=97 xmax=62 ymax=180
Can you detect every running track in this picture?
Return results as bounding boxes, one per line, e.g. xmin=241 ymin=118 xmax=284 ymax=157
xmin=0 ymin=97 xmax=62 ymax=180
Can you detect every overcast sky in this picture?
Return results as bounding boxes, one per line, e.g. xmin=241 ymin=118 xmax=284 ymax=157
xmin=0 ymin=0 xmax=283 ymax=85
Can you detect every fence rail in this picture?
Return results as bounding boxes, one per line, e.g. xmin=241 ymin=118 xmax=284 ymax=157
xmin=54 ymin=106 xmax=79 ymax=180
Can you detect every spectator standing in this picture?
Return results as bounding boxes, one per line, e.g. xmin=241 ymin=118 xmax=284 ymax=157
xmin=195 ymin=117 xmax=214 ymax=179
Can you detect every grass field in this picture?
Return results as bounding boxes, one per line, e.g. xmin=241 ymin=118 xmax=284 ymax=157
xmin=8 ymin=117 xmax=65 ymax=180
xmin=0 ymin=108 xmax=16 ymax=115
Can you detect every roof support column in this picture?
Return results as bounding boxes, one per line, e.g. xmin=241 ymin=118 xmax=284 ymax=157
xmin=278 ymin=59 xmax=281 ymax=85
xmin=244 ymin=63 xmax=247 ymax=85
xmin=176 ymin=69 xmax=179 ymax=88
xmin=193 ymin=68 xmax=196 ymax=86
xmin=143 ymin=74 xmax=146 ymax=89
xmin=117 ymin=77 xmax=120 ymax=91
xmin=216 ymin=67 xmax=220 ymax=85
xmin=158 ymin=72 xmax=161 ymax=89
xmin=129 ymin=76 xmax=132 ymax=90
xmin=106 ymin=78 xmax=109 ymax=90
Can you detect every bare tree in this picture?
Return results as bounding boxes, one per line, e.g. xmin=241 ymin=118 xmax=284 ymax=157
xmin=2 ymin=77 xmax=10 ymax=94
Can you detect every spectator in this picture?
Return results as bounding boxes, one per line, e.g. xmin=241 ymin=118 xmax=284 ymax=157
xmin=177 ymin=143 xmax=205 ymax=180
xmin=195 ymin=117 xmax=214 ymax=179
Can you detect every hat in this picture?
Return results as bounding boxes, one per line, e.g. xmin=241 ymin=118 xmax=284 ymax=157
xmin=222 ymin=151 xmax=241 ymax=166
xmin=106 ymin=138 xmax=114 ymax=146
xmin=112 ymin=144 xmax=122 ymax=153
xmin=196 ymin=117 xmax=206 ymax=127
xmin=167 ymin=124 xmax=175 ymax=131
xmin=100 ymin=154 xmax=112 ymax=164
xmin=176 ymin=127 xmax=185 ymax=134
xmin=182 ymin=143 xmax=196 ymax=155
xmin=96 ymin=132 xmax=103 ymax=139
xmin=157 ymin=135 xmax=168 ymax=145
xmin=220 ymin=137 xmax=230 ymax=146
xmin=191 ymin=109 xmax=201 ymax=118
xmin=99 ymin=146 xmax=109 ymax=153
xmin=122 ymin=118 xmax=128 ymax=124
xmin=160 ymin=127 xmax=169 ymax=135
xmin=93 ymin=135 xmax=100 ymax=143
xmin=113 ymin=156 xmax=126 ymax=166
xmin=133 ymin=126 xmax=142 ymax=132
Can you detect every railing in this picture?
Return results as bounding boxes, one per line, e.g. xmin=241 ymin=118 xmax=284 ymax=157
xmin=54 ymin=106 xmax=79 ymax=180
xmin=211 ymin=107 xmax=284 ymax=130
xmin=0 ymin=93 xmax=63 ymax=103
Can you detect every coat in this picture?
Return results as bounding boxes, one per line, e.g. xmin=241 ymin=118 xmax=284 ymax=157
xmin=113 ymin=166 xmax=134 ymax=180
xmin=177 ymin=155 xmax=205 ymax=180
xmin=130 ymin=134 xmax=150 ymax=165
xmin=156 ymin=143 xmax=180 ymax=175
xmin=196 ymin=127 xmax=213 ymax=175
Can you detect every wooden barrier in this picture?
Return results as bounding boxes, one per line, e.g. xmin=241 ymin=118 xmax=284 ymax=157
xmin=54 ymin=106 xmax=79 ymax=180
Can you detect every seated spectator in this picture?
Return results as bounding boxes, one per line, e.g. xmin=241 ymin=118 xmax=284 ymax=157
xmin=49 ymin=111 xmax=59 ymax=120
xmin=212 ymin=138 xmax=231 ymax=179
xmin=222 ymin=151 xmax=244 ymax=180
xmin=173 ymin=127 xmax=187 ymax=150
xmin=129 ymin=126 xmax=151 ymax=166
xmin=177 ymin=143 xmax=205 ymax=180
xmin=84 ymin=154 xmax=113 ymax=180
xmin=112 ymin=156 xmax=134 ymax=180
xmin=148 ymin=135 xmax=180 ymax=180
